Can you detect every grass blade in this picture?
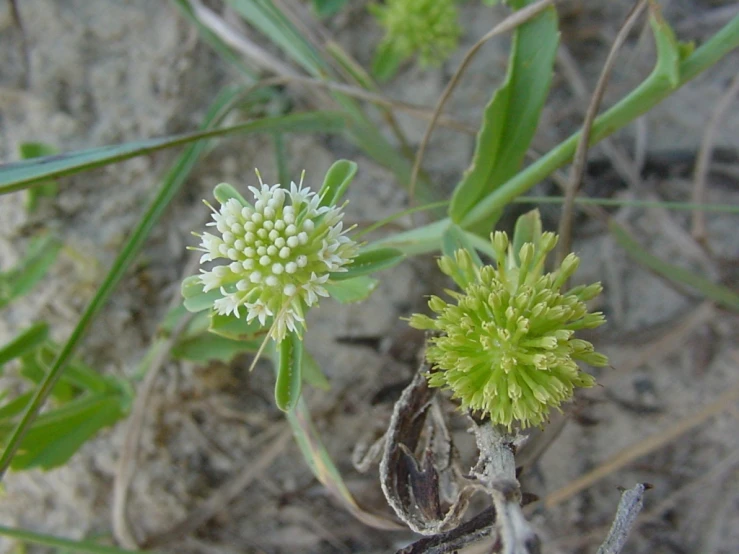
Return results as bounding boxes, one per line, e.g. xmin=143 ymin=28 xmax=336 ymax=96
xmin=609 ymin=220 xmax=739 ymax=311
xmin=0 ymin=112 xmax=345 ymax=194
xmin=0 ymin=524 xmax=155 ymax=554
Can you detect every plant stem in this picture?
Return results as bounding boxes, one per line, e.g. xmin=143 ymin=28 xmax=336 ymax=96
xmin=471 ymin=421 xmax=539 ymax=554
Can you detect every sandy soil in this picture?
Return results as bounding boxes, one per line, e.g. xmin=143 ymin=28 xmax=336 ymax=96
xmin=1 ymin=1 xmax=738 ymax=553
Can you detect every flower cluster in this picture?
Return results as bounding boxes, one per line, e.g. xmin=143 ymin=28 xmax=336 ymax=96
xmin=371 ymin=0 xmax=461 ymax=68
xmin=410 ymin=231 xmax=608 ymax=429
xmin=194 ymin=176 xmax=358 ymax=341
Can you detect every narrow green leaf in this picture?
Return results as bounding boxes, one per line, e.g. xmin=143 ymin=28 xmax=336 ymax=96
xmin=511 ymin=209 xmax=543 ymax=263
xmin=0 ymin=235 xmax=62 ymax=309
xmin=19 ymin=142 xmax=59 ymax=213
xmin=209 ymin=313 xmax=265 ymax=341
xmin=171 ymin=0 xmax=257 ymax=80
xmin=609 ymin=221 xmax=739 ymax=311
xmin=302 ymin=350 xmax=330 ymax=391
xmin=181 ymin=275 xmax=221 ymax=313
xmin=318 ymin=159 xmax=357 ymax=207
xmin=275 ymin=333 xmax=303 ymax=412
xmin=331 ymin=247 xmax=405 ymax=281
xmin=650 ymin=7 xmax=682 ymax=87
xmin=0 ymin=323 xmax=48 ymax=370
xmin=0 ymin=392 xmax=34 ymax=421
xmin=213 ymin=182 xmax=250 ymax=207
xmin=226 ymin=0 xmax=326 ymax=76
xmin=29 ymin=342 xmax=124 ymax=396
xmin=449 ymin=1 xmax=558 ymax=223
xmin=172 ymin=333 xmax=260 ymax=363
xmin=312 ymin=0 xmax=349 ymax=18
xmin=0 ymin=111 xmax=345 ymax=194
xmin=0 ymin=523 xmax=155 ymax=554
xmin=441 ymin=224 xmax=483 ymax=267
xmin=325 ymin=275 xmax=379 ymax=304
xmin=371 ymin=42 xmax=403 ymax=82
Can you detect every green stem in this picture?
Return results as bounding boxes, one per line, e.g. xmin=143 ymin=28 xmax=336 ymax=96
xmin=0 ymin=524 xmax=154 ymax=554
xmin=461 ymin=13 xmax=739 ymax=228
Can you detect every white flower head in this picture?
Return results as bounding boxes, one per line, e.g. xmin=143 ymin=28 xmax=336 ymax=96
xmin=192 ymin=170 xmax=359 ymax=342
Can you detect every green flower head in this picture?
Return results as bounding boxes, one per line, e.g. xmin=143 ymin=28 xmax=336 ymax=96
xmin=410 ymin=231 xmax=608 ymax=430
xmin=371 ymin=0 xmax=461 ymax=67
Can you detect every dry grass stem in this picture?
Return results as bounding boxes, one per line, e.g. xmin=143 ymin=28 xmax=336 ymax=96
xmin=691 ymin=72 xmax=739 ymax=244
xmin=595 ymin=483 xmax=649 ymax=554
xmin=604 ymin=300 xmax=714 ymax=381
xmin=542 ymin=382 xmax=739 ymax=508
xmin=557 ymin=0 xmax=648 ymax=266
xmin=112 ymin=255 xmax=200 ymax=549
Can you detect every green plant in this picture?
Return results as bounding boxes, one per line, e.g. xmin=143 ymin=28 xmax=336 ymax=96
xmin=0 ymin=0 xmax=737 ymax=552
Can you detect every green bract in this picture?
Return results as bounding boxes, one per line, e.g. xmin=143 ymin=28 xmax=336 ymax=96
xmin=410 ymin=231 xmax=608 ymax=429
xmin=371 ymin=0 xmax=461 ymax=67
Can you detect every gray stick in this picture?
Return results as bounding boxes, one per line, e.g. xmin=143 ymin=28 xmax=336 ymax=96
xmin=596 ymin=483 xmax=650 ymax=554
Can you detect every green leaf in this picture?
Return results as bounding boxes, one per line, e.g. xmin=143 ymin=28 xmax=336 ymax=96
xmin=172 ymin=333 xmax=260 ymax=363
xmin=650 ymin=6 xmax=681 ymax=88
xmin=275 ymin=333 xmax=303 ymax=412
xmin=371 ymin=41 xmax=403 ymax=82
xmin=370 ymin=218 xmax=450 ymax=256
xmin=19 ymin=142 xmax=59 ymax=213
xmin=331 ymin=247 xmax=405 ymax=281
xmin=449 ymin=1 xmax=558 ymax=223
xmin=0 ymin=234 xmax=63 ymax=309
xmin=325 ymin=275 xmax=379 ymax=303
xmin=441 ymin=224 xmax=483 ymax=267
xmin=213 ymin=182 xmax=250 ymax=207
xmin=511 ymin=209 xmax=543 ymax=264
xmin=312 ymin=0 xmax=349 ymax=18
xmin=226 ymin=0 xmax=327 ymax=76
xmin=318 ymin=159 xmax=357 ymax=207
xmin=302 ymin=350 xmax=330 ymax=391
xmin=0 ymin=392 xmax=34 ymax=422
xmin=209 ymin=313 xmax=265 ymax=341
xmin=28 ymin=342 xmax=126 ymax=397
xmin=0 ymin=111 xmax=345 ymax=195
xmin=181 ymin=275 xmax=221 ymax=313
xmin=1 ymin=393 xmax=127 ymax=470
xmin=0 ymin=323 xmax=48 ymax=370
xmin=609 ymin=221 xmax=739 ymax=312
